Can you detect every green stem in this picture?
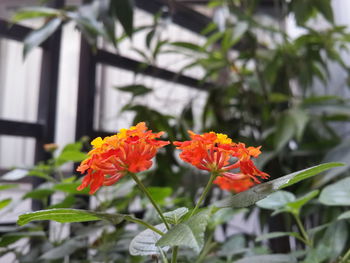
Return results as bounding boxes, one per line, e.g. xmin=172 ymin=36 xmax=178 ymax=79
xmin=125 ymin=216 xmax=164 ymax=236
xmin=341 ymin=247 xmax=350 ymax=263
xmin=190 ymin=173 xmax=217 ymax=218
xmin=293 ymin=214 xmax=312 ymax=247
xmin=171 ymin=246 xmax=178 ymax=263
xmin=129 ymin=172 xmax=170 ymax=230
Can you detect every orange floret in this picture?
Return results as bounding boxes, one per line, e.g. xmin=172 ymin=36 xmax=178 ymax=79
xmin=174 ymin=131 xmax=269 ymax=193
xmin=77 ymin=122 xmax=169 ymax=194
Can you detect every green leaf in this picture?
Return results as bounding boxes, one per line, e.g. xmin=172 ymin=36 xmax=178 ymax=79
xmin=218 ymin=234 xmax=247 ymax=257
xmin=209 ymin=208 xmax=247 ymax=229
xmin=289 ymin=108 xmax=309 ymax=141
xmin=305 ymin=221 xmax=348 ymax=262
xmin=256 ymin=191 xmax=295 ymax=210
xmin=1 ymin=169 xmax=28 ymax=181
xmin=215 ymin=163 xmax=343 ymax=208
xmin=116 ymin=84 xmax=153 ymax=97
xmin=148 ymin=187 xmax=172 ymax=205
xmin=314 ymin=140 xmax=350 ymax=187
xmin=256 ymin=232 xmax=303 ymax=242
xmin=274 ymin=112 xmax=295 ymax=150
xmin=235 ymin=254 xmax=297 ymax=263
xmin=316 ymin=0 xmax=334 ymax=23
xmin=56 ymin=151 xmax=87 ymax=164
xmin=48 ymin=195 xmax=76 ymax=209
xmin=163 ymin=207 xmax=189 ymax=225
xmin=40 ymin=237 xmax=87 ymax=259
xmin=171 ymin=42 xmax=204 ymax=52
xmin=23 ymin=17 xmax=62 ymax=58
xmin=338 ymin=211 xmax=350 ymax=220
xmin=17 ymin=208 xmax=126 ymax=226
xmin=0 ymin=231 xmax=45 ymax=247
xmin=0 ymin=184 xmax=18 ymax=191
xmin=110 ymin=0 xmax=134 ymax=37
xmin=156 ymin=209 xmax=211 ymax=254
xmin=0 ymin=199 xmax=11 ymax=210
xmin=12 ymin=7 xmax=60 ymax=22
xmin=53 ymin=182 xmax=89 ymax=195
xmin=23 ymin=189 xmax=54 ymax=200
xmin=319 ymin=177 xmax=350 ymax=206
xmin=129 ymin=223 xmax=169 ymax=256
xmin=285 ymin=190 xmax=319 ymax=215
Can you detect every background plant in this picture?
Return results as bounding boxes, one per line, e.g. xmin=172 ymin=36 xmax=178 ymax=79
xmin=0 ymin=0 xmax=349 ymax=262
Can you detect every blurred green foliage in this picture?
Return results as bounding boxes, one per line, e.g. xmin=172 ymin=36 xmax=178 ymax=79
xmin=1 ymin=0 xmax=350 ymax=262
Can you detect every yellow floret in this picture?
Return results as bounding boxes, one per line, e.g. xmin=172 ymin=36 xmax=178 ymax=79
xmin=91 ymin=137 xmax=104 ymax=148
xmin=215 ymin=133 xmax=232 ymax=144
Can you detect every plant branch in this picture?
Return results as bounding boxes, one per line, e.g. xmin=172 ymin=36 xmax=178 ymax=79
xmin=293 ymin=214 xmax=312 ymax=247
xmin=190 ymin=172 xmax=216 ymax=217
xmin=125 ymin=216 xmax=165 ymax=236
xmin=129 ymin=172 xmax=170 ymax=230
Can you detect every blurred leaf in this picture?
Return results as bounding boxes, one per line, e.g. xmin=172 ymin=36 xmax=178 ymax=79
xmin=216 ymin=163 xmax=343 ymax=208
xmin=23 ymin=189 xmax=54 ymax=200
xmin=256 ymin=232 xmax=303 ymax=242
xmin=218 ymin=234 xmax=247 ymax=257
xmin=171 ymin=42 xmax=205 ymax=52
xmin=129 ymin=223 xmax=169 ymax=256
xmin=110 ymin=0 xmax=133 ymax=37
xmin=338 ymin=211 xmax=350 ymax=220
xmin=209 ymin=208 xmax=247 ymax=229
xmin=1 ymin=169 xmax=28 ymax=181
xmin=116 ymin=84 xmax=152 ymax=96
xmin=319 ymin=177 xmax=350 ymax=206
xmin=305 ymin=221 xmax=348 ymax=262
xmin=290 ymin=0 xmax=315 ymax=25
xmin=289 ymin=108 xmax=309 ymax=141
xmin=23 ymin=17 xmax=62 ymax=58
xmin=230 ymin=22 xmax=249 ymax=46
xmin=17 ymin=208 xmax=126 ymax=226
xmin=148 ymin=187 xmax=172 ymax=205
xmin=12 ymin=7 xmax=60 ymax=22
xmin=40 ymin=237 xmax=87 ymax=259
xmin=56 ymin=151 xmax=87 ymax=165
xmin=53 ymin=182 xmax=89 ymax=195
xmin=0 ymin=199 xmax=11 ymax=210
xmin=316 ymin=0 xmax=334 ymax=23
xmin=0 ymin=184 xmax=18 ymax=191
xmin=157 ymin=209 xmax=211 ymax=254
xmin=274 ymin=112 xmax=295 ymax=150
xmin=256 ymin=191 xmax=295 ymax=210
xmin=48 ymin=195 xmax=76 ymax=209
xmin=146 ymin=28 xmax=156 ymax=48
xmin=0 ymin=231 xmax=45 ymax=247
xmin=314 ymin=140 xmax=350 ymax=187
xmin=163 ymin=207 xmax=189 ymax=225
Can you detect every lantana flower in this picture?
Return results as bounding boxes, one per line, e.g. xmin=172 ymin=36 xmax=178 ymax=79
xmin=77 ymin=122 xmax=170 ymax=194
xmin=174 ymin=131 xmax=269 ymax=193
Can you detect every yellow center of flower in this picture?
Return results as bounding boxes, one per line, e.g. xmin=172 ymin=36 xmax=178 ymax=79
xmin=215 ymin=133 xmax=232 ymax=144
xmin=91 ymin=137 xmax=104 ymax=148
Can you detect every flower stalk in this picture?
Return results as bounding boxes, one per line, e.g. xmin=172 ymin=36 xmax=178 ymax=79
xmin=129 ymin=172 xmax=170 ymax=230
xmin=190 ymin=172 xmax=217 ymax=218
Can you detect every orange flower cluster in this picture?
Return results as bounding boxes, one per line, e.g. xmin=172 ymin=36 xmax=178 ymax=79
xmin=77 ymin=122 xmax=169 ymax=194
xmin=174 ymin=131 xmax=269 ymax=193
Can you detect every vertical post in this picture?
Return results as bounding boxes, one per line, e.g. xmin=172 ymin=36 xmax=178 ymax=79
xmin=75 ymin=39 xmax=96 ymax=141
xmin=33 ymin=0 xmax=64 ymax=210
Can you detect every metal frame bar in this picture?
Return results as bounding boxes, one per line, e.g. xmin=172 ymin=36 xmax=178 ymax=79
xmin=0 ymin=1 xmax=64 ymax=212
xmin=0 ymin=120 xmax=44 ymax=138
xmin=135 ymin=0 xmax=211 ymax=34
xmin=96 ymin=49 xmax=210 ymax=90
